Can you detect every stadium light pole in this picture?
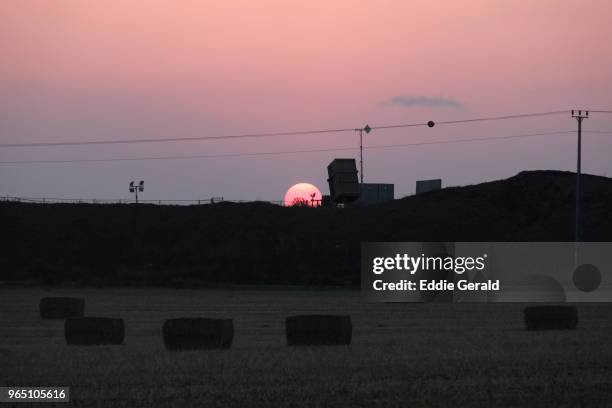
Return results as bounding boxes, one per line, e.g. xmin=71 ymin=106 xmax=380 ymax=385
xmin=129 ymin=180 xmax=144 ymax=203
xmin=571 ymin=110 xmax=588 ymax=242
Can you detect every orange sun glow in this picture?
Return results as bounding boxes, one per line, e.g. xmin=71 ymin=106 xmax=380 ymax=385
xmin=283 ymin=183 xmax=323 ymax=207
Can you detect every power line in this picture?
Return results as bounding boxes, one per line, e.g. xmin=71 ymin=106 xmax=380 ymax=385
xmin=368 ymin=130 xmax=579 ymax=149
xmin=2 ymin=129 xmax=609 ymax=165
xmin=0 ymin=110 xmax=570 ymax=149
xmin=0 ymin=146 xmax=356 ymax=164
xmin=371 ymin=110 xmax=569 ymax=130
xmin=0 ymin=127 xmax=356 ymax=149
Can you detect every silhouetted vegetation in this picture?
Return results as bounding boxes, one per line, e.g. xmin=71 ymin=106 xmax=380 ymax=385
xmin=1 ymin=171 xmax=611 ymax=286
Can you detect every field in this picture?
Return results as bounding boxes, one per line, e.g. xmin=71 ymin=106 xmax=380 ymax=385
xmin=1 ymin=288 xmax=612 ymax=407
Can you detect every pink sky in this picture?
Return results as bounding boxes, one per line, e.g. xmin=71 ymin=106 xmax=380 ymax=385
xmin=1 ymin=0 xmax=611 ymax=200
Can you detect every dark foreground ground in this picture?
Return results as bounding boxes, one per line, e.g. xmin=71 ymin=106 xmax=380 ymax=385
xmin=1 ymin=288 xmax=612 ymax=407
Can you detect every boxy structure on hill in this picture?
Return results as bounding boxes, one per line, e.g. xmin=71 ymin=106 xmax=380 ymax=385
xmin=356 ymin=183 xmax=394 ymax=206
xmin=327 ymin=159 xmax=394 ymax=206
xmin=416 ymin=179 xmax=442 ymax=194
xmin=327 ymin=159 xmax=360 ymax=204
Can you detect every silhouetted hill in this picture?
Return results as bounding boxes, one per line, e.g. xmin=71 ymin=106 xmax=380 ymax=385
xmin=1 ymin=170 xmax=611 ymax=286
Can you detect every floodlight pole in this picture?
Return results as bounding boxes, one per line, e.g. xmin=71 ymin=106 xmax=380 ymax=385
xmin=571 ymin=110 xmax=588 ymax=242
xmin=129 ymin=180 xmax=144 ymax=204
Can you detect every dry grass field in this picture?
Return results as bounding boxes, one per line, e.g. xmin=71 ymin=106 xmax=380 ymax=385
xmin=1 ymin=288 xmax=612 ymax=407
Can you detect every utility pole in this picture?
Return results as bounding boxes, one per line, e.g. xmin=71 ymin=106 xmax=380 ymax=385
xmin=359 ymin=128 xmax=363 ymax=184
xmin=571 ymin=110 xmax=588 ymax=242
xmin=358 ymin=125 xmax=371 ymax=184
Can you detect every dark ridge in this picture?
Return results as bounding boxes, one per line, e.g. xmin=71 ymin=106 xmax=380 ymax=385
xmin=1 ymin=170 xmax=610 ymax=286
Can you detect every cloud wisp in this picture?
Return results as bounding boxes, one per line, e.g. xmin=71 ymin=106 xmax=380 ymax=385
xmin=386 ymin=95 xmax=464 ymax=109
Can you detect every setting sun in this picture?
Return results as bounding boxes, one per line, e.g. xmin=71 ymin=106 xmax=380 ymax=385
xmin=283 ymin=183 xmax=322 ymax=207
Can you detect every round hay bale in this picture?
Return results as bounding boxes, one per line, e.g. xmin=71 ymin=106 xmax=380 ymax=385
xmin=524 ymin=306 xmax=578 ymax=331
xmin=65 ymin=317 xmax=125 ymax=345
xmin=573 ymin=263 xmax=601 ymax=292
xmin=162 ymin=318 xmax=233 ymax=350
xmin=286 ymin=315 xmax=352 ymax=346
xmin=39 ymin=297 xmax=85 ymax=319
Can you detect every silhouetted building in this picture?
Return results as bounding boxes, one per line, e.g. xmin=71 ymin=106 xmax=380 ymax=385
xmin=356 ymin=183 xmax=394 ymax=206
xmin=416 ymin=179 xmax=442 ymax=194
xmin=327 ymin=159 xmax=360 ymax=203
